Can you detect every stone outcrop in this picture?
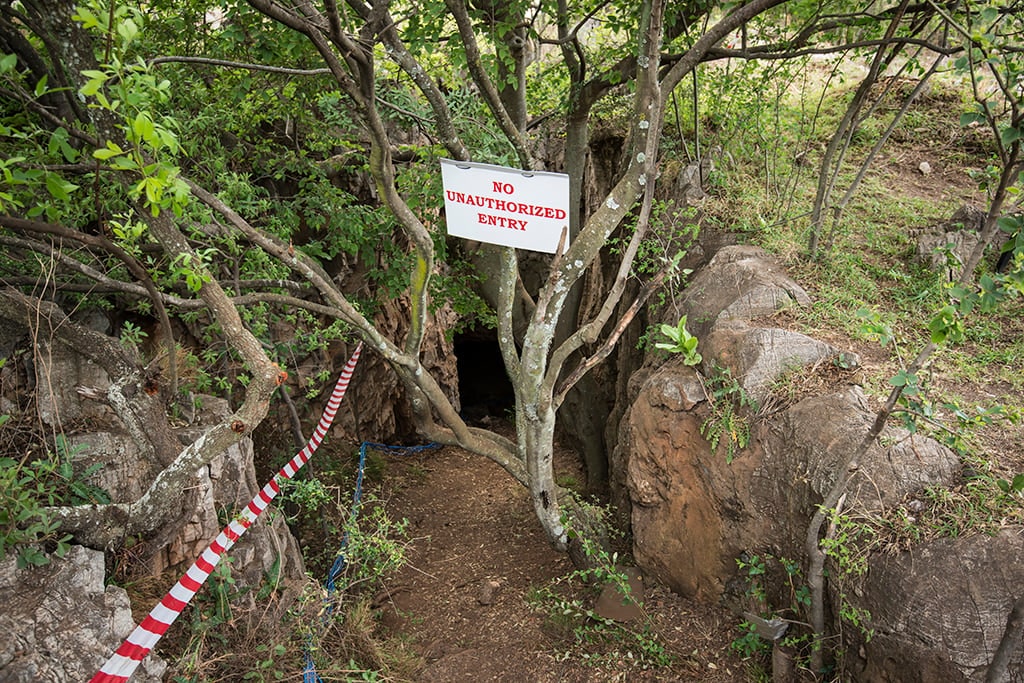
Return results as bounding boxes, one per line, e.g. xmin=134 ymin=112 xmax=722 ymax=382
xmin=845 ymin=529 xmax=1024 ymax=683
xmin=615 ymin=244 xmax=1022 ymax=679
xmin=0 ymin=306 xmax=309 ymax=679
xmin=915 ymin=204 xmax=987 ymax=275
xmin=145 ymin=408 xmax=305 ymax=582
xmin=0 ymin=546 xmax=166 ymax=682
xmin=38 ymin=340 xmax=305 ymax=585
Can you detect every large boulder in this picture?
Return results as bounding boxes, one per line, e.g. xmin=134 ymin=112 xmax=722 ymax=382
xmin=678 ymin=244 xmax=812 ymax=341
xmin=623 ymin=367 xmax=960 ymax=600
xmin=914 ymin=204 xmax=987 ymax=274
xmin=846 ymin=530 xmax=1024 ymax=682
xmin=0 ymin=546 xmax=166 ymax=682
xmin=616 ymin=244 xmax=1022 ymax=679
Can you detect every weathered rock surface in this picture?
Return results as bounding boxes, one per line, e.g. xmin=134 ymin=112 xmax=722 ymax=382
xmin=34 ymin=337 xmax=119 ymax=428
xmin=616 ymin=244 xmax=1021 ymax=679
xmin=706 ymin=322 xmax=847 ymax=402
xmin=0 ymin=308 xmax=309 ymax=678
xmin=846 ymin=530 xmax=1024 ymax=682
xmin=0 ymin=546 xmax=166 ymax=682
xmin=150 ymin=411 xmax=305 ymax=583
xmin=64 ymin=394 xmax=304 ymax=583
xmin=679 ymin=244 xmax=812 ymax=340
xmin=914 ymin=204 xmax=987 ymax=275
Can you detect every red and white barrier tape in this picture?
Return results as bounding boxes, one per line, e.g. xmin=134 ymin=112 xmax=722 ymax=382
xmin=90 ymin=343 xmax=363 ymax=683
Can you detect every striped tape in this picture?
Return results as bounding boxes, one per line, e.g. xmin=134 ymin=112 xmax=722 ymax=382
xmin=90 ymin=343 xmax=363 ymax=683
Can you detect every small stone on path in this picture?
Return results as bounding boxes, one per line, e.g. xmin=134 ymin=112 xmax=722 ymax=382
xmin=476 ymin=578 xmax=501 ymax=606
xmin=594 ymin=565 xmax=644 ymax=622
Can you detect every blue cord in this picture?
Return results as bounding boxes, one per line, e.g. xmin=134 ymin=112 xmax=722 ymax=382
xmin=303 ymin=441 xmax=440 ymax=682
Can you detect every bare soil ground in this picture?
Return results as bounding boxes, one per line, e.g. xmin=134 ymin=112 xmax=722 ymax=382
xmin=369 ymin=438 xmax=750 ymax=682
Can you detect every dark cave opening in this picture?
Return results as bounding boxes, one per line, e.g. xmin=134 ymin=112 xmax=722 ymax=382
xmin=453 ymin=327 xmax=515 ymax=423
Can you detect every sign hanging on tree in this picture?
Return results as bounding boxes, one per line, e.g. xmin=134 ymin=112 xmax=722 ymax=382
xmin=440 ymin=159 xmax=570 ymax=253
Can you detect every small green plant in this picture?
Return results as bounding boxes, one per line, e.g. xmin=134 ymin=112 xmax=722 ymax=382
xmin=527 ymin=499 xmax=673 ymax=670
xmin=0 ymin=437 xmax=110 ymax=568
xmin=655 ymin=315 xmax=702 ymax=366
xmin=279 ymin=477 xmax=333 ymax=522
xmin=701 ymin=367 xmax=756 ymax=463
xmin=730 ymin=620 xmax=771 ymax=659
xmin=816 ymin=509 xmax=875 ymax=642
xmin=119 ymin=320 xmax=148 ymax=350
xmin=996 ymin=473 xmax=1024 ymax=498
xmin=730 ymin=552 xmax=816 ymax=669
xmin=333 ymin=501 xmax=411 ymax=596
xmin=736 ymin=552 xmax=767 ymax=603
xmin=242 ymin=643 xmax=287 ymax=682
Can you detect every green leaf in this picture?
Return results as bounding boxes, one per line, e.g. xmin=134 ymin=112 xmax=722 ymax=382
xmin=132 ymin=111 xmax=155 ymax=144
xmin=1000 ymin=125 xmax=1022 ymax=146
xmin=959 ymin=111 xmax=986 ymax=126
xmin=0 ymin=53 xmax=16 ymax=74
xmin=997 ymin=215 xmax=1021 ymax=234
xmin=889 ymin=370 xmax=916 ymax=388
xmin=117 ymin=17 xmax=139 ymax=44
xmin=79 ymin=70 xmax=109 ymax=97
xmin=109 ymin=155 xmax=138 ymax=170
xmin=927 ymin=305 xmax=962 ymax=344
xmin=92 ymin=141 xmax=125 ymax=160
xmin=44 ymin=173 xmax=78 ymax=201
xmin=33 ymin=74 xmax=48 ymax=97
xmin=72 ymin=7 xmax=102 ymax=30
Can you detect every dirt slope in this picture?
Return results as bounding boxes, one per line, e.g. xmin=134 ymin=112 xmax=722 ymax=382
xmin=373 ymin=440 xmax=748 ymax=682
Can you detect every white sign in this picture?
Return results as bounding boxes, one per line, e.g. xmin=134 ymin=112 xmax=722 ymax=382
xmin=440 ymin=159 xmax=570 ymax=253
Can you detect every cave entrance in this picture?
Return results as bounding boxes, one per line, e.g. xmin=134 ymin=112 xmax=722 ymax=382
xmin=454 ymin=327 xmax=515 ymax=424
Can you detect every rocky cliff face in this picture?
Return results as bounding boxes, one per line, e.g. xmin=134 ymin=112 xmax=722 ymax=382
xmin=0 ymin=546 xmax=167 ymax=682
xmin=0 ymin=306 xmax=311 ymax=678
xmin=615 ymin=245 xmax=1023 ymax=680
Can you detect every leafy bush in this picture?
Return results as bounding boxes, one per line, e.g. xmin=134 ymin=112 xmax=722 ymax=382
xmin=0 ymin=436 xmax=110 ymax=568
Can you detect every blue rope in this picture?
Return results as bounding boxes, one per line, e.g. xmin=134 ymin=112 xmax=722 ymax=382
xmin=303 ymin=441 xmax=440 ymax=682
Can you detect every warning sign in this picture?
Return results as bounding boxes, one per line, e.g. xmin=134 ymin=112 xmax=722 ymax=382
xmin=440 ymin=159 xmax=570 ymax=253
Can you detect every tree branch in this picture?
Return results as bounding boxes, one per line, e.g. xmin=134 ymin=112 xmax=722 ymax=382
xmin=149 ymin=54 xmax=331 ymax=75
xmin=443 ymin=0 xmax=535 ymax=169
xmin=0 ymin=215 xmax=180 ymax=399
xmin=986 ymin=593 xmax=1024 ymax=683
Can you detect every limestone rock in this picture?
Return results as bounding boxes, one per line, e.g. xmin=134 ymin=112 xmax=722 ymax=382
xmin=0 ymin=545 xmax=166 ymax=682
xmin=615 ymin=233 xmax=1023 ymax=680
xmin=779 ymin=387 xmax=960 ymax=513
xmin=67 ymin=430 xmax=159 ymax=502
xmin=706 ymin=323 xmax=848 ymax=403
xmin=625 ymin=362 xmax=728 ymax=599
xmin=844 ymin=530 xmax=1024 ymax=682
xmin=476 ymin=579 xmax=501 ymax=606
xmin=614 ymin=239 xmax=1019 ymax=680
xmin=677 ymin=244 xmax=811 ymax=340
xmin=33 ymin=338 xmax=117 ymax=427
xmin=625 ymin=373 xmax=961 ymax=601
xmin=149 ymin=406 xmax=305 ymax=585
xmin=915 ymin=204 xmax=987 ymax=275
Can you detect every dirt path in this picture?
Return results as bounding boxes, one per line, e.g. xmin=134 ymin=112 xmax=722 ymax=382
xmin=372 ymin=441 xmax=747 ymax=682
